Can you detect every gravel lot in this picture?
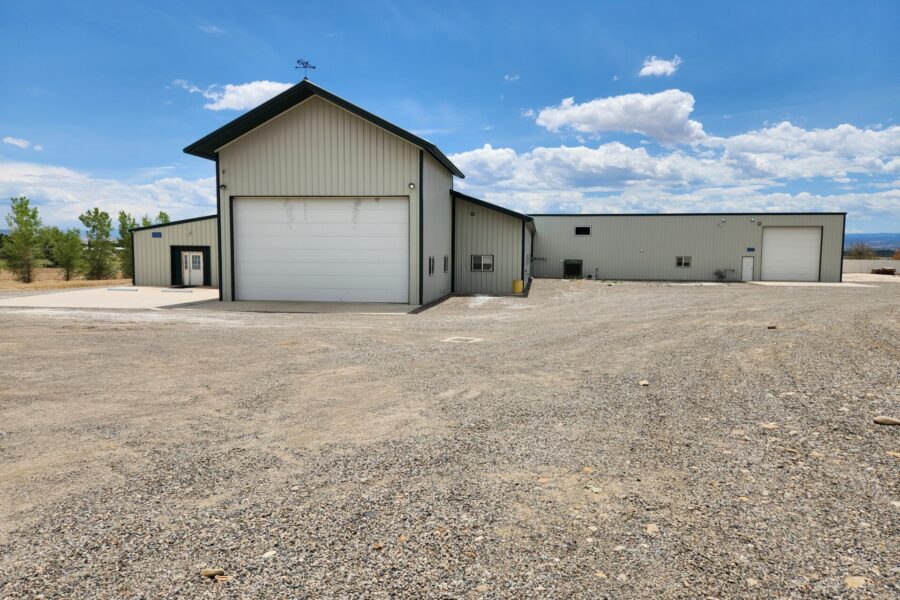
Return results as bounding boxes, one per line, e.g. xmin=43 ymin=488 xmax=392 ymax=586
xmin=1 ymin=279 xmax=898 ymax=598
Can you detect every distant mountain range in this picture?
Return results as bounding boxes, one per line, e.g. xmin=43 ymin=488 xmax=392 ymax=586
xmin=844 ymin=233 xmax=900 ymax=250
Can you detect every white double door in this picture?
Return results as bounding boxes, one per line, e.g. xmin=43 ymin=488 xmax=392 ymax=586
xmin=181 ymin=251 xmax=204 ymax=286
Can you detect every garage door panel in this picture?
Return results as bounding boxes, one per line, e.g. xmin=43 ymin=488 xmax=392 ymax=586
xmin=237 ymin=286 xmax=407 ymax=303
xmin=236 ymin=249 xmax=408 ymax=265
xmin=233 ymin=197 xmax=409 ymax=302
xmin=236 ymin=260 xmax=406 ymax=278
xmin=236 ymin=234 xmax=408 ymax=254
xmin=761 ymin=227 xmax=821 ymax=281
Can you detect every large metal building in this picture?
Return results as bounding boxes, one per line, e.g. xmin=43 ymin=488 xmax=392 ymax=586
xmin=132 ymin=78 xmax=847 ymax=302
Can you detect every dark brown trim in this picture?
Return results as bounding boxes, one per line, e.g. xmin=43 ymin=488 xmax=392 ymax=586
xmin=418 ymin=150 xmax=424 ymax=305
xmin=129 ymin=214 xmax=217 ymax=233
xmin=215 ymin=155 xmax=223 ymax=301
xmin=170 ymin=245 xmax=212 ymax=287
xmin=183 ymin=79 xmax=463 ymax=178
xmin=451 ymin=190 xmax=533 ymax=222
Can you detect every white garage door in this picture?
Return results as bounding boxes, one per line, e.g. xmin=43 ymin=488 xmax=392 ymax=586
xmin=761 ymin=227 xmax=821 ymax=281
xmin=233 ymin=197 xmax=409 ymax=302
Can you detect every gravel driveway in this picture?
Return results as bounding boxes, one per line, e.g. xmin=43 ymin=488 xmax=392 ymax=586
xmin=1 ymin=279 xmax=898 ymax=598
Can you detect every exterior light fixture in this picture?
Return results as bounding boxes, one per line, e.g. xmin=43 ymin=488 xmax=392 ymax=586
xmin=408 ymin=182 xmax=416 ymax=190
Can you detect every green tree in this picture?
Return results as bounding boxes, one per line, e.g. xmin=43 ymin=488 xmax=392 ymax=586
xmin=156 ymin=211 xmax=170 ymax=224
xmin=38 ymin=225 xmax=63 ymax=266
xmin=79 ymin=207 xmax=117 ymax=279
xmin=2 ymin=197 xmax=43 ymax=283
xmin=846 ymin=242 xmax=877 ymax=259
xmin=117 ymin=211 xmax=137 ymax=279
xmin=140 ymin=215 xmax=153 ymax=227
xmin=52 ymin=228 xmax=83 ymax=281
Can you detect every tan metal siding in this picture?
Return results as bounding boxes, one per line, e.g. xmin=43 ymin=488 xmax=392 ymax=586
xmin=531 ymin=214 xmax=844 ymax=282
xmin=454 ymin=198 xmax=523 ymax=295
xmin=421 ymin=152 xmax=453 ymax=303
xmin=133 ymin=217 xmax=219 ymax=287
xmin=217 ymin=96 xmax=420 ymax=301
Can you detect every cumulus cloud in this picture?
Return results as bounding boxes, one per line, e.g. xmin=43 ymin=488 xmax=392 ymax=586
xmin=0 ymin=161 xmax=215 ymax=225
xmin=451 ymin=116 xmax=900 ymax=226
xmin=174 ymin=79 xmax=292 ymax=111
xmin=639 ymin=55 xmax=683 ymax=77
xmin=3 ymin=136 xmax=34 ymax=149
xmin=535 ymin=90 xmax=705 ymax=144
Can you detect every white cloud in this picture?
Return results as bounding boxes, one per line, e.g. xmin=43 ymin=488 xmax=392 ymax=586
xmin=198 ymin=25 xmax=226 ymax=34
xmin=174 ymin=79 xmax=292 ymax=111
xmin=0 ymin=161 xmax=215 ymax=225
xmin=535 ymin=89 xmax=705 ymax=143
xmin=639 ymin=55 xmax=683 ymax=77
xmin=504 ymin=74 xmax=520 ymax=82
xmin=3 ymin=136 xmax=32 ymax=149
xmin=708 ymin=122 xmax=900 ymax=179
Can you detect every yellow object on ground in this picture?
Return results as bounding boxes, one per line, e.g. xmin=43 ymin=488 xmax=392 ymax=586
xmin=512 ymin=279 xmax=524 ymax=294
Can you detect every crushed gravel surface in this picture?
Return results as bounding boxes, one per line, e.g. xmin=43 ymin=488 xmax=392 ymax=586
xmin=1 ymin=279 xmax=898 ymax=598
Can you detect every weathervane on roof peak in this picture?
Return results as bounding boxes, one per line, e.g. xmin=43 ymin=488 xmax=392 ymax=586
xmin=295 ymin=59 xmax=316 ymax=80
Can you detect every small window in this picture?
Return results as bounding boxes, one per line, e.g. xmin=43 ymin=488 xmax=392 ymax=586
xmin=676 ymin=256 xmax=692 ymax=268
xmin=443 ymin=255 xmax=449 ymax=273
xmin=574 ymin=226 xmax=591 ymax=236
xmin=428 ymin=256 xmax=435 ymax=276
xmin=192 ymin=255 xmax=201 ymax=270
xmin=471 ymin=254 xmax=494 ymax=272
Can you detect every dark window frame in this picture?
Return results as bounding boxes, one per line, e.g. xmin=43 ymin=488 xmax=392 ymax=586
xmin=676 ymin=255 xmax=692 ymax=268
xmin=574 ymin=226 xmax=592 ymax=237
xmin=428 ymin=256 xmax=435 ymax=276
xmin=471 ymin=254 xmax=495 ymax=272
xmin=443 ymin=255 xmax=449 ymax=273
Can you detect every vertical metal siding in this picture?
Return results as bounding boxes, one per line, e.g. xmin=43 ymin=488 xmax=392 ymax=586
xmin=454 ymin=198 xmax=523 ymax=295
xmin=531 ymin=214 xmax=844 ymax=282
xmin=523 ymin=226 xmax=533 ymax=281
xmin=217 ymin=96 xmax=420 ymax=301
xmin=421 ymin=153 xmax=453 ymax=304
xmin=133 ymin=217 xmax=219 ymax=287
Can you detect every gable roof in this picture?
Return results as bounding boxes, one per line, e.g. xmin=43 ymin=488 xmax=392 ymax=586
xmin=183 ymin=79 xmax=464 ymax=178
xmin=451 ymin=190 xmax=533 ymax=223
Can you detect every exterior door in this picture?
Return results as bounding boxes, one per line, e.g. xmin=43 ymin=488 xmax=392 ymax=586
xmin=563 ymin=260 xmax=583 ymax=278
xmin=232 ymin=197 xmax=409 ymax=302
xmin=182 ymin=251 xmax=204 ymax=286
xmin=761 ymin=227 xmax=822 ymax=281
xmin=741 ymin=256 xmax=754 ymax=281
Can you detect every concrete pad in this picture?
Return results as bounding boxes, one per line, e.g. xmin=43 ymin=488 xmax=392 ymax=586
xmin=747 ymin=281 xmax=875 ymax=288
xmin=0 ymin=286 xmax=219 ymax=309
xmin=184 ymin=299 xmax=417 ymax=314
xmin=842 ymin=273 xmax=900 ymax=283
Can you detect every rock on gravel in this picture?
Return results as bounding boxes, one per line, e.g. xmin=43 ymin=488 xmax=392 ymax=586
xmin=873 ymin=415 xmax=900 ymax=426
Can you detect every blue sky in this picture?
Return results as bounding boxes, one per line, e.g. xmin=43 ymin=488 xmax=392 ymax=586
xmin=1 ymin=0 xmax=898 ymax=232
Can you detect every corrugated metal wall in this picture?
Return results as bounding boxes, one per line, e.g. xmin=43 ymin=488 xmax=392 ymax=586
xmin=454 ymin=198 xmax=523 ymax=295
xmin=133 ymin=217 xmax=218 ymax=287
xmin=524 ymin=225 xmax=533 ymax=282
xmin=421 ymin=153 xmax=453 ymax=303
xmin=531 ymin=214 xmax=845 ymax=282
xmin=217 ymin=96 xmax=421 ymax=302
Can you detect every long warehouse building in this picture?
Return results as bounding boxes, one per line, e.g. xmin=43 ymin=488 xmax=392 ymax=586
xmin=133 ymin=79 xmax=846 ymax=298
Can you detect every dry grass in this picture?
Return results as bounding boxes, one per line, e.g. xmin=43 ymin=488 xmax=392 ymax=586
xmin=0 ymin=267 xmax=129 ymax=290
